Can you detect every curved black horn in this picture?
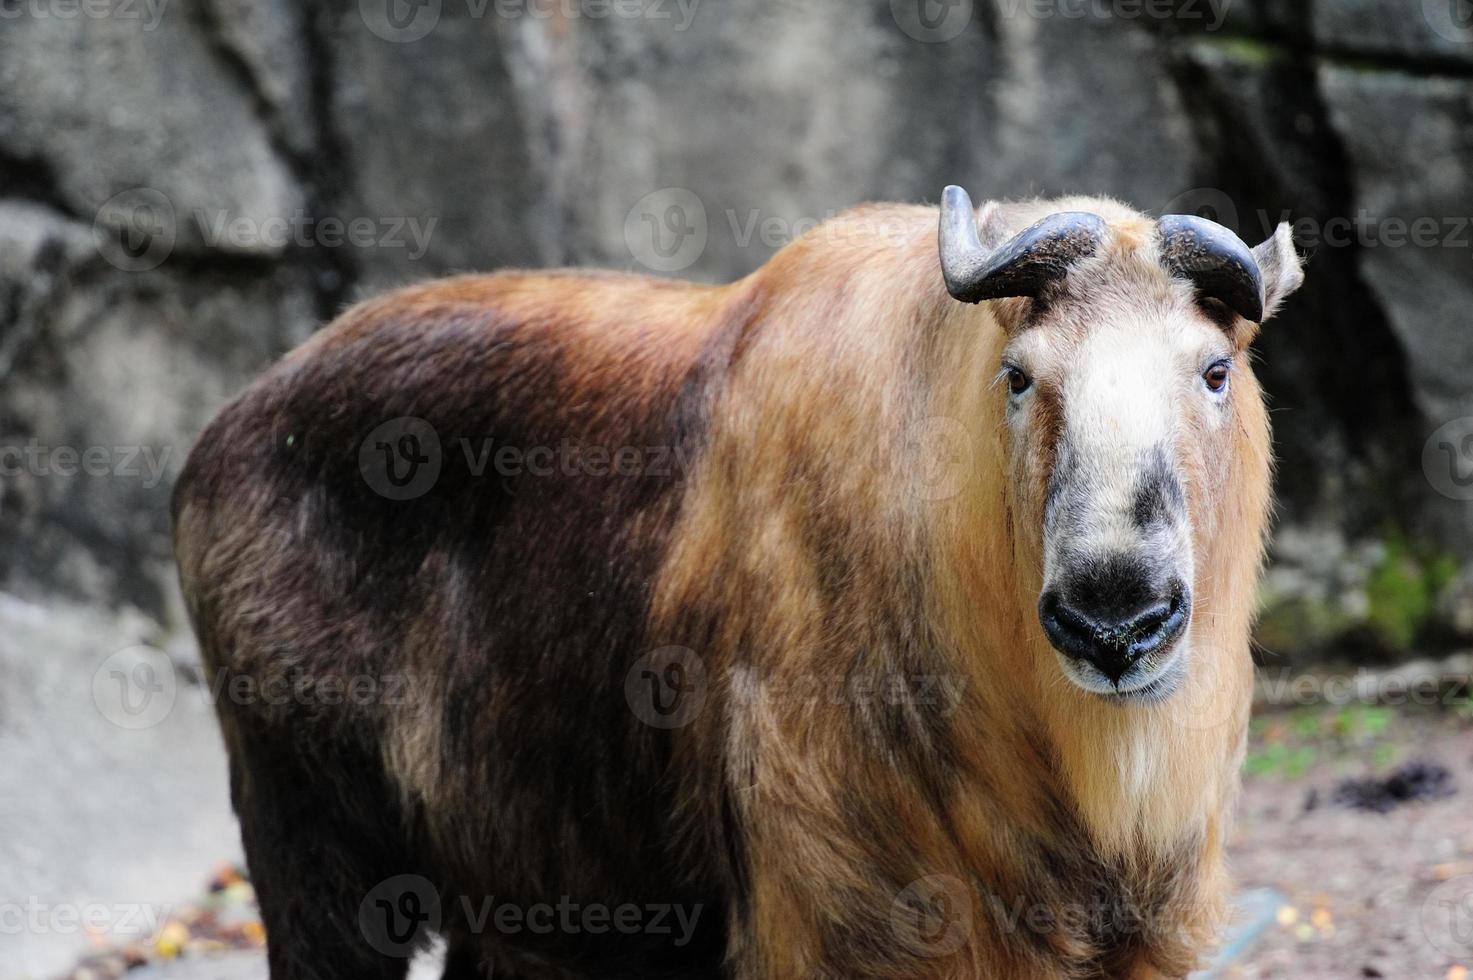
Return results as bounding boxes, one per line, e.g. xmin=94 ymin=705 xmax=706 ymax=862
xmin=939 ymin=185 xmax=1107 ymax=304
xmin=1157 ymin=214 xmax=1265 ymax=323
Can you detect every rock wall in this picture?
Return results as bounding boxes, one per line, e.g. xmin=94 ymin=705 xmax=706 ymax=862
xmin=1 ymin=0 xmax=1470 ymax=661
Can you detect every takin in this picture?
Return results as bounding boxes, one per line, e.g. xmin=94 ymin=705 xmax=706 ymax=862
xmin=172 ymin=186 xmax=1304 ymax=979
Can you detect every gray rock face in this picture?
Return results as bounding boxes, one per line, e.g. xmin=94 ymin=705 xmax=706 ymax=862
xmin=0 ymin=223 xmax=316 ymax=609
xmin=0 ymin=9 xmax=301 ymax=257
xmin=556 ymin=0 xmax=922 ymax=279
xmin=0 ymin=0 xmax=1471 ymax=661
xmin=1321 ymin=67 xmax=1473 ymax=426
xmin=1315 ymin=0 xmax=1473 ymax=65
xmin=328 ymin=6 xmax=548 ymax=291
xmin=1318 ymin=63 xmax=1473 ymax=566
xmin=535 ymin=1 xmax=1194 ymax=281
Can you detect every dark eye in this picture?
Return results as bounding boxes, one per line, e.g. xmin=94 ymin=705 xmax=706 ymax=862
xmin=1007 ymin=367 xmax=1032 ymax=395
xmin=1203 ymin=360 xmax=1231 ymax=393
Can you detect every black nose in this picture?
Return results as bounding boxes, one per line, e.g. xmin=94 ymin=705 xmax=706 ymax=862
xmin=1039 ymin=581 xmax=1190 ymax=683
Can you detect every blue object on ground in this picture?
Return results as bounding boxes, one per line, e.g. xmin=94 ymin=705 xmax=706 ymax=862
xmin=1191 ymin=887 xmax=1287 ymax=978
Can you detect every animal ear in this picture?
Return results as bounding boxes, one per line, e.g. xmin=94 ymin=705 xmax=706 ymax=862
xmin=972 ymin=200 xmax=1010 ymax=249
xmin=1252 ymin=222 xmax=1305 ymax=323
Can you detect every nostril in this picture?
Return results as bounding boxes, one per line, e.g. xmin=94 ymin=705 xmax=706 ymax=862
xmin=1126 ymin=599 xmax=1174 ymax=639
xmin=1117 ymin=585 xmax=1190 ymax=655
xmin=1117 ymin=586 xmax=1189 ymax=648
xmin=1039 ymin=591 xmax=1103 ymax=663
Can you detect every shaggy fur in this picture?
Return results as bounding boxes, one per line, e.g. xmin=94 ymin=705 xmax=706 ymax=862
xmin=173 ymin=196 xmax=1301 ymax=979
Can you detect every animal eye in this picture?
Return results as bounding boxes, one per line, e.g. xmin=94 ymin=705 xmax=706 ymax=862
xmin=1203 ymin=361 xmax=1231 ymax=393
xmin=1007 ymin=367 xmax=1032 ymax=395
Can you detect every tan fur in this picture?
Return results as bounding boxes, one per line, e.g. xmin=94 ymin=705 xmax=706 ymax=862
xmin=648 ymin=200 xmax=1281 ymax=977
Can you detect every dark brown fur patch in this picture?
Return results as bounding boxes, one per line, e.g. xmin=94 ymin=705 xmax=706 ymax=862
xmin=176 ymin=272 xmax=752 ymax=977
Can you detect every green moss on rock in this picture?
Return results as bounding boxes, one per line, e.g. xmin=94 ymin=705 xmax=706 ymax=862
xmin=1364 ymin=532 xmax=1457 ymax=652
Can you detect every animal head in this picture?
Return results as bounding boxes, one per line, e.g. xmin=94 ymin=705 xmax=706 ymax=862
xmin=938 ymin=186 xmax=1303 ymax=703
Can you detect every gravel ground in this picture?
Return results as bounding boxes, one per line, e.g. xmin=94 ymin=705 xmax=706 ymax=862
xmin=1226 ymin=706 xmax=1473 ymax=979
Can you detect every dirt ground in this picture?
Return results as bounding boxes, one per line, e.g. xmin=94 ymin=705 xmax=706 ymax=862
xmin=1225 ymin=704 xmax=1473 ymax=979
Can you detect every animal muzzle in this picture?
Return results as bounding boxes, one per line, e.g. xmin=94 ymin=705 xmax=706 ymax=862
xmin=1039 ymin=554 xmax=1191 ymax=692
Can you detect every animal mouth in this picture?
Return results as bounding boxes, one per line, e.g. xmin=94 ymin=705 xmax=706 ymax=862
xmin=1054 ymin=648 xmax=1188 ymax=704
xmin=1097 ymin=656 xmax=1186 ymax=703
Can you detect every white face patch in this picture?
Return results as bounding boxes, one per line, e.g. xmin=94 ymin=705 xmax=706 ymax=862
xmin=1007 ymin=300 xmax=1234 ymax=700
xmin=1056 ymin=325 xmax=1181 ymax=562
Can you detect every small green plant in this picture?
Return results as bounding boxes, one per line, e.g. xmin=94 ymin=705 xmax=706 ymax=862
xmin=1334 ymin=704 xmax=1394 ymax=740
xmin=1244 ymin=703 xmax=1405 ymax=779
xmin=1244 ymin=742 xmax=1318 ymax=778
